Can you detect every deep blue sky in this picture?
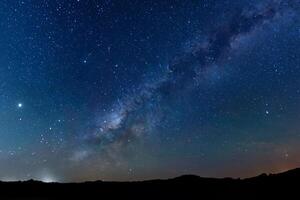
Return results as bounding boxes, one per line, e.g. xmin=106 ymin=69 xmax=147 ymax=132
xmin=0 ymin=0 xmax=299 ymax=182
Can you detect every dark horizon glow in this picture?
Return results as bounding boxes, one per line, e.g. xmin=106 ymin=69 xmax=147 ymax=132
xmin=0 ymin=0 xmax=300 ymax=182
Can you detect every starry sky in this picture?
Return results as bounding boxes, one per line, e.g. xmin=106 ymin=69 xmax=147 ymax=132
xmin=0 ymin=0 xmax=300 ymax=182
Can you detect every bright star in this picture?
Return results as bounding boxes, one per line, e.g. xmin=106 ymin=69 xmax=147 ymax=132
xmin=18 ymin=103 xmax=23 ymax=108
xmin=265 ymin=110 xmax=269 ymax=115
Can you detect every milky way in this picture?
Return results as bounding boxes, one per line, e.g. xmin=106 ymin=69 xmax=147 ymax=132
xmin=83 ymin=0 xmax=297 ymax=154
xmin=0 ymin=0 xmax=300 ymax=182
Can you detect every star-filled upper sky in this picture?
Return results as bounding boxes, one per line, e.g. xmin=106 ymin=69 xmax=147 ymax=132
xmin=0 ymin=0 xmax=299 ymax=182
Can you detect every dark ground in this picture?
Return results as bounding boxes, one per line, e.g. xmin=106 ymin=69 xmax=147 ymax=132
xmin=1 ymin=168 xmax=300 ymax=199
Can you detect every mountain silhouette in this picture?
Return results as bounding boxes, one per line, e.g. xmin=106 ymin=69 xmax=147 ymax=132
xmin=1 ymin=168 xmax=300 ymax=199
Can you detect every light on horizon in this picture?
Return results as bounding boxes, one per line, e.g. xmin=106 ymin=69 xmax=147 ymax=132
xmin=40 ymin=175 xmax=57 ymax=183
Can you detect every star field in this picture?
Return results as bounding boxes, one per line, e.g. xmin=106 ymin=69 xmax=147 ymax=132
xmin=0 ymin=0 xmax=300 ymax=182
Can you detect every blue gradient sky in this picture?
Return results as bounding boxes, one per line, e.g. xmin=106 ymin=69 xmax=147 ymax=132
xmin=0 ymin=0 xmax=299 ymax=182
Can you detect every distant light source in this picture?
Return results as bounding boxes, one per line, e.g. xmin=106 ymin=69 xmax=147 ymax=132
xmin=18 ymin=103 xmax=23 ymax=108
xmin=265 ymin=110 xmax=269 ymax=115
xmin=41 ymin=175 xmax=56 ymax=183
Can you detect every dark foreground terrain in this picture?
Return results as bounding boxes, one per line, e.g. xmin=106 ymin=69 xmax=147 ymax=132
xmin=1 ymin=168 xmax=300 ymax=199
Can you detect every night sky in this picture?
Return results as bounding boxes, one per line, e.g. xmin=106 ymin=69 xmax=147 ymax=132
xmin=0 ymin=0 xmax=299 ymax=182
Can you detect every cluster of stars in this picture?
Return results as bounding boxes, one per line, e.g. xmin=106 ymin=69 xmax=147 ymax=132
xmin=0 ymin=0 xmax=299 ymax=182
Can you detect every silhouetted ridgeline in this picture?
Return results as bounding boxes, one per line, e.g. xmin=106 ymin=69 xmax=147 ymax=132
xmin=1 ymin=168 xmax=300 ymax=199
